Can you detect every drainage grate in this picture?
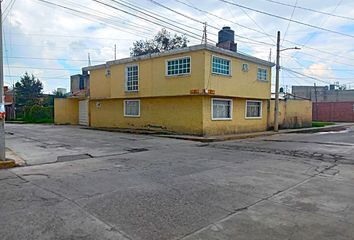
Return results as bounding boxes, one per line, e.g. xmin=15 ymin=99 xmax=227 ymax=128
xmin=57 ymin=154 xmax=93 ymax=162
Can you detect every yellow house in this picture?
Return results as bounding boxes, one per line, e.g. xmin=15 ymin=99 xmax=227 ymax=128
xmin=55 ymin=43 xmax=280 ymax=136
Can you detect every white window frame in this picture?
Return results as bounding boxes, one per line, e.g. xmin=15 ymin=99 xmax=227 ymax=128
xmin=245 ymin=100 xmax=262 ymax=119
xmin=165 ymin=56 xmax=191 ymax=76
xmin=257 ymin=67 xmax=268 ymax=81
xmin=211 ymin=55 xmax=232 ymax=76
xmin=125 ymin=64 xmax=139 ymax=92
xmin=124 ymin=99 xmax=140 ymax=117
xmin=211 ymin=98 xmax=233 ymax=121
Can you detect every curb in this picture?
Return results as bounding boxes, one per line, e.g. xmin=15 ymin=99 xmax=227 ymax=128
xmin=0 ymin=160 xmax=17 ymax=169
xmin=158 ymin=123 xmax=354 ymax=142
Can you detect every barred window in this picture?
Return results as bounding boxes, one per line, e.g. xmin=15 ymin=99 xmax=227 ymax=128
xmin=246 ymin=101 xmax=262 ymax=118
xmin=257 ymin=68 xmax=267 ymax=81
xmin=167 ymin=57 xmax=191 ymax=76
xmin=212 ymin=56 xmax=230 ymax=75
xmin=124 ymin=100 xmax=140 ymax=117
xmin=212 ymin=99 xmax=232 ymax=120
xmin=125 ymin=65 xmax=139 ymax=91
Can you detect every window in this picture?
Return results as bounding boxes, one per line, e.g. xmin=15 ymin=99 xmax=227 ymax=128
xmin=257 ymin=68 xmax=267 ymax=81
xmin=246 ymin=101 xmax=262 ymax=118
xmin=212 ymin=56 xmax=231 ymax=75
xmin=124 ymin=100 xmax=140 ymax=117
xmin=125 ymin=65 xmax=139 ymax=91
xmin=166 ymin=57 xmax=191 ymax=76
xmin=242 ymin=63 xmax=249 ymax=72
xmin=212 ymin=98 xmax=232 ymax=120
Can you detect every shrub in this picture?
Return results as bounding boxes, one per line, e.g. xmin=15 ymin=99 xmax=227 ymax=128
xmin=23 ymin=105 xmax=54 ymax=123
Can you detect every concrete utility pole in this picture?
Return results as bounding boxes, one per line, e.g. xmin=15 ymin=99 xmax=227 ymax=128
xmin=0 ymin=1 xmax=6 ymax=161
xmin=114 ymin=44 xmax=117 ymax=60
xmin=274 ymin=31 xmax=281 ymax=132
xmin=274 ymin=31 xmax=300 ymax=132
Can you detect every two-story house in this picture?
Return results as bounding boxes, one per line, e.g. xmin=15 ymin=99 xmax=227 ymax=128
xmin=56 ymin=27 xmax=312 ymax=135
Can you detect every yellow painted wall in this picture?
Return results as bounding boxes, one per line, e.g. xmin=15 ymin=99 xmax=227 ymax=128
xmin=90 ymin=96 xmax=204 ymax=135
xmin=268 ymin=99 xmax=312 ymax=129
xmin=89 ymin=49 xmax=271 ymax=100
xmin=90 ymin=68 xmax=111 ymax=99
xmin=54 ymin=98 xmax=79 ymax=125
xmin=202 ymin=96 xmax=269 ymax=136
xmin=204 ymin=51 xmax=272 ymax=99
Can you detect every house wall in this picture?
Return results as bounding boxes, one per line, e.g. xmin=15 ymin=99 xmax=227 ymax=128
xmin=90 ymin=51 xmax=205 ymax=99
xmin=313 ymin=102 xmax=354 ymax=122
xmin=89 ymin=49 xmax=271 ymax=100
xmin=204 ymin=51 xmax=272 ymax=99
xmin=268 ymin=99 xmax=312 ymax=129
xmin=202 ymin=96 xmax=269 ymax=136
xmin=89 ymin=96 xmax=204 ymax=135
xmin=54 ymin=98 xmax=79 ymax=125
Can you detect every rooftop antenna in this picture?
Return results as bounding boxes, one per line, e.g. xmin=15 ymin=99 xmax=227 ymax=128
xmin=88 ymin=53 xmax=91 ymax=66
xmin=201 ymin=22 xmax=207 ymax=45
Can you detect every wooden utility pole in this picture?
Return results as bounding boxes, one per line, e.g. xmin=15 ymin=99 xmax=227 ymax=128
xmin=0 ymin=1 xmax=6 ymax=161
xmin=274 ymin=31 xmax=280 ymax=132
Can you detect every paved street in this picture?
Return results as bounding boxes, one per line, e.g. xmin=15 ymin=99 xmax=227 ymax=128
xmin=1 ymin=124 xmax=354 ymax=240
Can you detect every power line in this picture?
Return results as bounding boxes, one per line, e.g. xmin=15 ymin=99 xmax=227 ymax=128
xmin=91 ymin=0 xmax=207 ymax=43
xmin=218 ymin=0 xmax=354 ymax=39
xmin=7 ymin=56 xmax=106 ymax=62
xmin=262 ymin=0 xmax=354 ymax=21
xmin=281 ymin=0 xmax=298 ymax=46
xmin=281 ymin=67 xmax=332 ymax=84
xmin=149 ymin=0 xmax=275 ymax=47
xmin=8 ymin=66 xmax=80 ymax=71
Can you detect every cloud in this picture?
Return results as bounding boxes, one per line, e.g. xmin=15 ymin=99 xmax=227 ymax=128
xmin=304 ymin=63 xmax=334 ymax=78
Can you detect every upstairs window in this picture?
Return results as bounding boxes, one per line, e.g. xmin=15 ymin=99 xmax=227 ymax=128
xmin=125 ymin=65 xmax=139 ymax=92
xmin=212 ymin=56 xmax=231 ymax=75
xmin=246 ymin=101 xmax=262 ymax=118
xmin=212 ymin=98 xmax=232 ymax=120
xmin=166 ymin=57 xmax=191 ymax=76
xmin=257 ymin=68 xmax=267 ymax=81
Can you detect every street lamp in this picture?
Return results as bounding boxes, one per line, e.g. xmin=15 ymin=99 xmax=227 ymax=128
xmin=274 ymin=31 xmax=300 ymax=132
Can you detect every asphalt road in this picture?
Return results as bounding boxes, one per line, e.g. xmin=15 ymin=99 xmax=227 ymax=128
xmin=1 ymin=124 xmax=354 ymax=240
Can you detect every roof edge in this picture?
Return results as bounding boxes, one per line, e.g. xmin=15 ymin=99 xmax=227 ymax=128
xmin=82 ymin=44 xmax=275 ymax=71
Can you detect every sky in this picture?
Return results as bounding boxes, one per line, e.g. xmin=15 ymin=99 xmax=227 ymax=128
xmin=3 ymin=0 xmax=354 ymax=93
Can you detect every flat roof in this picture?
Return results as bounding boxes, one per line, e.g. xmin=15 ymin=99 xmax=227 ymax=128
xmin=83 ymin=44 xmax=275 ymax=71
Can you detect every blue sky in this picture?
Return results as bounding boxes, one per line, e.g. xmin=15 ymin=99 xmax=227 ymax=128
xmin=4 ymin=0 xmax=354 ymax=92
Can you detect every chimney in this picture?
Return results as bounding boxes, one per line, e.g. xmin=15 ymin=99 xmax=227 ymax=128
xmin=216 ymin=27 xmax=237 ymax=52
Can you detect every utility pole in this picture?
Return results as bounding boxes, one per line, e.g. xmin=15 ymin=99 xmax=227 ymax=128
xmin=88 ymin=53 xmax=91 ymax=66
xmin=274 ymin=31 xmax=281 ymax=132
xmin=114 ymin=44 xmax=117 ymax=60
xmin=201 ymin=22 xmax=207 ymax=45
xmin=0 ymin=1 xmax=6 ymax=161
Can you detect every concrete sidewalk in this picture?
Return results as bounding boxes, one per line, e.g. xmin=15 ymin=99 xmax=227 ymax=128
xmin=158 ymin=123 xmax=354 ymax=142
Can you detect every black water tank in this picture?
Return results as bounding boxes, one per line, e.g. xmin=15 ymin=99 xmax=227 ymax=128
xmin=218 ymin=26 xmax=234 ymax=43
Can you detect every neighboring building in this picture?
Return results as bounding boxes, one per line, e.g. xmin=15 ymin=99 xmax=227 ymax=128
xmin=292 ymin=85 xmax=354 ymax=122
xmin=55 ymin=27 xmax=312 ymax=135
xmin=70 ymin=71 xmax=90 ymax=97
xmin=3 ymin=86 xmax=15 ymax=120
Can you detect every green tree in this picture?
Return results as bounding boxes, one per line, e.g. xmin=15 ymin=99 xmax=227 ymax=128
xmin=14 ymin=72 xmax=43 ymax=107
xmin=130 ymin=28 xmax=188 ymax=56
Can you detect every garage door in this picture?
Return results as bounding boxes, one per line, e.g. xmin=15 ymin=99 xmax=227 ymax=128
xmin=79 ymin=100 xmax=89 ymax=126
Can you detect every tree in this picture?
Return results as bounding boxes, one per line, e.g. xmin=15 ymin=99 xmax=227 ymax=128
xmin=14 ymin=72 xmax=43 ymax=107
xmin=130 ymin=28 xmax=188 ymax=56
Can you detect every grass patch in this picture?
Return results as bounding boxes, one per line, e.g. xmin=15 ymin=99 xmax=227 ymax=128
xmin=312 ymin=121 xmax=335 ymax=127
